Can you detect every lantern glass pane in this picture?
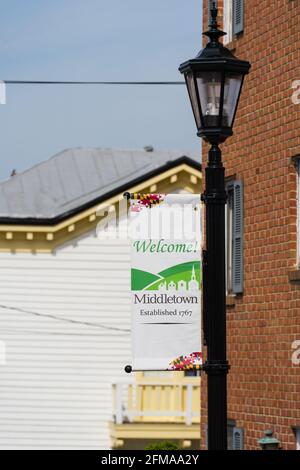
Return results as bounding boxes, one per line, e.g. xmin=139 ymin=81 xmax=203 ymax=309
xmin=186 ymin=72 xmax=201 ymax=129
xmin=196 ymin=72 xmax=222 ymax=127
xmin=223 ymin=74 xmax=243 ymax=127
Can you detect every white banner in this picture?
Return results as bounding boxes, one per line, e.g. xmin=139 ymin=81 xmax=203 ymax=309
xmin=129 ymin=193 xmax=202 ymax=371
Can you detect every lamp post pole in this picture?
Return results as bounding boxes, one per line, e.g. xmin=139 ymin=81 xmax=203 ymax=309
xmin=179 ymin=3 xmax=250 ymax=450
xmin=202 ymin=143 xmax=228 ymax=450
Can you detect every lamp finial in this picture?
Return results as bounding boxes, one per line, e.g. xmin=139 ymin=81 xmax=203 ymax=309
xmin=210 ymin=2 xmax=218 ymax=26
xmin=203 ymin=2 xmax=226 ymax=43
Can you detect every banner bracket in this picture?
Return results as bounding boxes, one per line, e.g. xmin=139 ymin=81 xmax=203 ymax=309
xmin=124 ymin=365 xmax=203 ymax=374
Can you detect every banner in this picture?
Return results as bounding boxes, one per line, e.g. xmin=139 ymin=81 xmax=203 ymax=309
xmin=129 ymin=193 xmax=202 ymax=371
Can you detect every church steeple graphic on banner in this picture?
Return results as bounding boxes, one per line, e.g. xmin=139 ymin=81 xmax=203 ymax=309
xmin=188 ymin=265 xmax=199 ymax=290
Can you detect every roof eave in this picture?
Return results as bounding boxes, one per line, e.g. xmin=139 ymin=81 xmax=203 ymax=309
xmin=0 ymin=156 xmax=201 ymax=226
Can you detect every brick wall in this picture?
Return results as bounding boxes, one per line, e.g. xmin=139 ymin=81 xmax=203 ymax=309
xmin=201 ymin=0 xmax=300 ymax=450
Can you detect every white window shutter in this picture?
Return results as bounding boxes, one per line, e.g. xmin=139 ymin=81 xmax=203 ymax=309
xmin=232 ymin=181 xmax=244 ymax=294
xmin=233 ymin=0 xmax=244 ymax=35
xmin=205 ymin=424 xmax=208 ymax=449
xmin=233 ymin=427 xmax=244 ymax=450
xmin=223 ymin=0 xmax=233 ymax=45
xmin=296 ymin=428 xmax=300 ymax=450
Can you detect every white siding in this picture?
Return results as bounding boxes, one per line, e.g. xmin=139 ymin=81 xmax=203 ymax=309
xmin=0 ymin=233 xmax=132 ymax=449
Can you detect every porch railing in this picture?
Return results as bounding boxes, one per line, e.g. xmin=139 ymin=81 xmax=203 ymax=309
xmin=112 ymin=381 xmax=200 ymax=426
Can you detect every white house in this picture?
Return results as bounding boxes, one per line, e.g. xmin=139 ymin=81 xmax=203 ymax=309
xmin=0 ymin=147 xmax=201 ymax=449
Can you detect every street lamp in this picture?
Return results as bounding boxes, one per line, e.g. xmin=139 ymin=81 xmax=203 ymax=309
xmin=258 ymin=430 xmax=280 ymax=450
xmin=179 ymin=3 xmax=250 ymax=450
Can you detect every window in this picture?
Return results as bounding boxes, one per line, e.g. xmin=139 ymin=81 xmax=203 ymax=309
xmin=205 ymin=420 xmax=244 ymax=449
xmin=222 ymin=1 xmax=244 ymax=45
xmin=297 ymin=159 xmax=300 ymax=265
xmin=230 ymin=425 xmax=244 ymax=450
xmin=226 ymin=184 xmax=234 ymax=292
xmin=226 ymin=180 xmax=244 ymax=294
xmin=223 ymin=0 xmax=233 ymax=45
xmin=184 ymin=370 xmax=200 ymax=377
xmin=296 ymin=428 xmax=300 ymax=450
xmin=228 ymin=420 xmax=244 ymax=450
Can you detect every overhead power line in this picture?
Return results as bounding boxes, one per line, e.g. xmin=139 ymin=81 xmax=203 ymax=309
xmin=0 ymin=328 xmax=128 ymax=337
xmin=0 ymin=303 xmax=130 ymax=333
xmin=3 ymin=80 xmax=185 ymax=86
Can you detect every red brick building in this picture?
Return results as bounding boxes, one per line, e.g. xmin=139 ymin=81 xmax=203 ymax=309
xmin=201 ymin=0 xmax=300 ymax=450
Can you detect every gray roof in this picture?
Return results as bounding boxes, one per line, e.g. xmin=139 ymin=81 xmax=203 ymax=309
xmin=0 ymin=147 xmax=200 ymax=221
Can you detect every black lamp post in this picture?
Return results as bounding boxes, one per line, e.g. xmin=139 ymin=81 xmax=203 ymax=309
xmin=179 ymin=4 xmax=250 ymax=450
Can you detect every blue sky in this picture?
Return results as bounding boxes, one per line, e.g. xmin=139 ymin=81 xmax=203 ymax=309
xmin=0 ymin=0 xmax=202 ymax=181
